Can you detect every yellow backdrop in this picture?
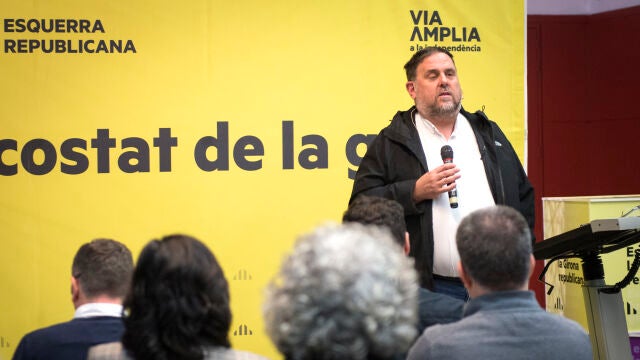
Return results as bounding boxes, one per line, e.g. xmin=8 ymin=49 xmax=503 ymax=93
xmin=0 ymin=1 xmax=524 ymax=358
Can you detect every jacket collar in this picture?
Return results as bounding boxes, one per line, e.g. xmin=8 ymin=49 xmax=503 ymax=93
xmin=383 ymin=106 xmax=489 ymax=168
xmin=463 ymin=290 xmax=538 ymax=317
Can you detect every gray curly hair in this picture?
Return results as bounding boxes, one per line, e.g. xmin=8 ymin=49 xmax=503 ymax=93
xmin=263 ymin=223 xmax=418 ymax=360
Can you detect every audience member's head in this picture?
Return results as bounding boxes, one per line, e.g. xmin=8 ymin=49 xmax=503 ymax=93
xmin=121 ymin=234 xmax=232 ymax=360
xmin=71 ymin=238 xmax=133 ymax=307
xmin=264 ymin=223 xmax=418 ymax=360
xmin=456 ymin=205 xmax=534 ymax=296
xmin=14 ymin=239 xmax=133 ymax=360
xmin=344 ymin=195 xmax=464 ymax=334
xmin=342 ymin=195 xmax=407 ymax=248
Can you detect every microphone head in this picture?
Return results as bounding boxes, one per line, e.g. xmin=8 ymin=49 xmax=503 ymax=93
xmin=440 ymin=145 xmax=453 ymax=160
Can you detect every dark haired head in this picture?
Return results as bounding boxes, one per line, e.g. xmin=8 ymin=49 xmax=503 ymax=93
xmin=404 ymin=47 xmax=455 ymax=81
xmin=72 ymin=238 xmax=133 ymax=299
xmin=456 ymin=206 xmax=532 ymax=291
xmin=122 ymin=234 xmax=231 ymax=360
xmin=343 ymin=195 xmax=406 ymax=246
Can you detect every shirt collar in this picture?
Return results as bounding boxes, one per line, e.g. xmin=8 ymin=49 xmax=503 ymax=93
xmin=74 ymin=303 xmax=123 ymax=319
xmin=415 ymin=112 xmax=465 ymax=139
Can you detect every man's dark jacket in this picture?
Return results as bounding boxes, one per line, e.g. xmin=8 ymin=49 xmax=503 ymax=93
xmin=12 ymin=317 xmax=124 ymax=360
xmin=350 ymin=106 xmax=535 ymax=289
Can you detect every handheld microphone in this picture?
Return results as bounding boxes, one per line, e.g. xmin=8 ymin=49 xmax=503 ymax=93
xmin=440 ymin=145 xmax=458 ymax=208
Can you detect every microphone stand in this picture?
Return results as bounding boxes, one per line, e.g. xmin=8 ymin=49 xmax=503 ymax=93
xmin=580 ymin=251 xmax=632 ymax=360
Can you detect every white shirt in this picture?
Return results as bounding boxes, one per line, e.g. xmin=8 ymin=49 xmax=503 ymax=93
xmin=415 ymin=112 xmax=495 ymax=277
xmin=74 ymin=303 xmax=123 ymax=319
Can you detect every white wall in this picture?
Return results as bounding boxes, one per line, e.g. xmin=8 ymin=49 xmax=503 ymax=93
xmin=528 ymin=0 xmax=640 ymax=15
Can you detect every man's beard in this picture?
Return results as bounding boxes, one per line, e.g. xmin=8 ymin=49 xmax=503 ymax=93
xmin=429 ymin=99 xmax=461 ymax=117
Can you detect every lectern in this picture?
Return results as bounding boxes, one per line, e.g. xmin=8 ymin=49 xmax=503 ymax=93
xmin=534 ymin=216 xmax=640 ymax=360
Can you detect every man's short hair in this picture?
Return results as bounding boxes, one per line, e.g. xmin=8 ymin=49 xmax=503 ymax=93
xmin=456 ymin=206 xmax=532 ymax=291
xmin=264 ymin=223 xmax=418 ymax=360
xmin=404 ymin=46 xmax=455 ymax=81
xmin=72 ymin=239 xmax=133 ymax=299
xmin=343 ymin=195 xmax=406 ymax=246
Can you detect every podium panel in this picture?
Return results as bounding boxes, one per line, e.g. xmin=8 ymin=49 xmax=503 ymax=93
xmin=543 ymin=195 xmax=640 ymax=332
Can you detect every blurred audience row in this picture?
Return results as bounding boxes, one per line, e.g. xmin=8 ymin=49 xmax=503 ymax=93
xmin=12 ymin=197 xmax=591 ymax=360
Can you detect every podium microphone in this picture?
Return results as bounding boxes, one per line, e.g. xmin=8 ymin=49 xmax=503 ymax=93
xmin=440 ymin=145 xmax=458 ymax=208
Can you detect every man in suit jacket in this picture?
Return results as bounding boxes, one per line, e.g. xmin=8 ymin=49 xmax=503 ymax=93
xmin=13 ymin=239 xmax=133 ymax=360
xmin=407 ymin=206 xmax=591 ymax=360
xmin=343 ymin=195 xmax=464 ymax=334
